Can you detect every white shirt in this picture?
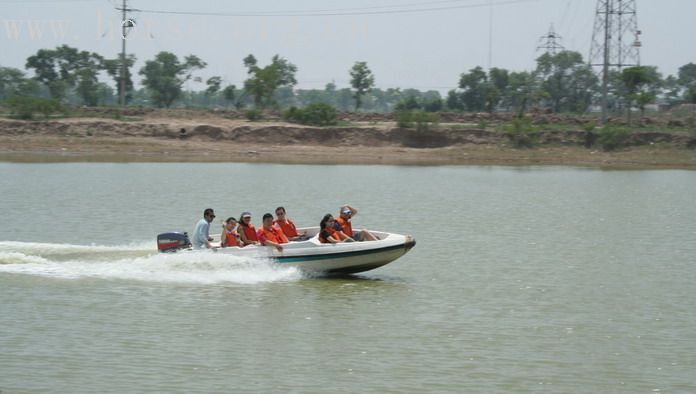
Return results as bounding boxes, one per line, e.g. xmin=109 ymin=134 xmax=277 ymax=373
xmin=192 ymin=218 xmax=210 ymax=249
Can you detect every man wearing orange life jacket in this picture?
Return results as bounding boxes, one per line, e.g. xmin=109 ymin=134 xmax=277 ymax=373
xmin=238 ymin=211 xmax=259 ymax=246
xmin=257 ymin=213 xmax=288 ymax=252
xmin=335 ymin=204 xmax=377 ymax=242
xmin=274 ymin=206 xmax=307 ymax=241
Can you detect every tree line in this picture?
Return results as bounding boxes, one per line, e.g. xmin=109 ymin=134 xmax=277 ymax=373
xmin=1 ymin=44 xmax=696 ymax=116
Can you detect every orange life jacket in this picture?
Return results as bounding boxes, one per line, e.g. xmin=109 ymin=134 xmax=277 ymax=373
xmin=336 ymin=217 xmax=353 ymax=238
xmin=258 ymin=225 xmax=288 ymax=245
xmin=274 ymin=219 xmax=299 ymax=238
xmin=222 ymin=230 xmax=238 ymax=247
xmin=319 ymin=226 xmax=343 ymax=243
xmin=240 ymin=223 xmax=258 ymax=243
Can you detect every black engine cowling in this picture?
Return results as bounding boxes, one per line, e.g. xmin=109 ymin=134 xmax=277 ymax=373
xmin=157 ymin=232 xmax=191 ymax=253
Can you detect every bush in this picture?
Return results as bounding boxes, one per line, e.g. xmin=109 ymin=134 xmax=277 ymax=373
xmin=598 ymin=126 xmax=631 ymax=151
xmin=504 ymin=118 xmax=539 ymax=148
xmin=245 ymin=108 xmax=262 ymax=121
xmin=395 ymin=96 xmax=443 ymax=113
xmin=582 ymin=121 xmax=596 ymax=132
xmin=395 ymin=96 xmax=420 ymax=111
xmin=686 ymin=117 xmax=695 ymax=133
xmin=395 ymin=110 xmax=413 ymax=128
xmin=283 ymin=103 xmax=338 ymax=126
xmin=395 ymin=110 xmax=439 ymax=132
xmin=5 ymin=96 xmax=62 ymax=120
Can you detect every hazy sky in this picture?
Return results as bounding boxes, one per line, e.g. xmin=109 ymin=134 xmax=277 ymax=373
xmin=1 ymin=0 xmax=695 ymax=92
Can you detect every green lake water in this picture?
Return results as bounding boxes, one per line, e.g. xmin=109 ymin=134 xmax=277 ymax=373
xmin=1 ymin=163 xmax=695 ymax=393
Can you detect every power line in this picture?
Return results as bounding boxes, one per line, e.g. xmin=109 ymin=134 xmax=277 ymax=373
xmin=193 ymin=0 xmax=495 ymax=15
xmin=0 ymin=0 xmax=98 ymax=2
xmin=132 ymin=0 xmax=539 ymax=18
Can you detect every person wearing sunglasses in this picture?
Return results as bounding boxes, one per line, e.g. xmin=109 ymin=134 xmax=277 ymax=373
xmin=257 ymin=213 xmax=289 ymax=252
xmin=192 ymin=208 xmax=216 ymax=249
xmin=273 ymin=206 xmax=306 ymax=241
xmin=238 ymin=211 xmax=260 ymax=246
xmin=335 ymin=204 xmax=377 ymax=242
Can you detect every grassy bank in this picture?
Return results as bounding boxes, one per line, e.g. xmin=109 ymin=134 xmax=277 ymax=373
xmin=1 ymin=107 xmax=695 ymax=168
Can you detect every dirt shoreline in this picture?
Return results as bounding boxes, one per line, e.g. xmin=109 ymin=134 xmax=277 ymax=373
xmin=1 ymin=115 xmax=695 ymax=169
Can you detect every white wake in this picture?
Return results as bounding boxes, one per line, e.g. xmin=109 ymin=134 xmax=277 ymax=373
xmin=0 ymin=241 xmax=301 ymax=284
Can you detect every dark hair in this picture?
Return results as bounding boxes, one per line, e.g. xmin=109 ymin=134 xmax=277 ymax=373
xmin=275 ymin=206 xmax=286 ymax=214
xmin=225 ymin=217 xmax=237 ymax=224
xmin=262 ymin=213 xmax=273 ymax=221
xmin=204 ymin=208 xmax=214 ymax=217
xmin=320 ymin=214 xmax=333 ymax=230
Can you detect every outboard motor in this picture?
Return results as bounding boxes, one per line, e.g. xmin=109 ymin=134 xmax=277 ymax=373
xmin=157 ymin=232 xmax=191 ymax=253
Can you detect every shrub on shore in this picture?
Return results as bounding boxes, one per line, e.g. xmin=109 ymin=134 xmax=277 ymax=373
xmin=5 ymin=96 xmax=62 ymax=120
xmin=504 ymin=117 xmax=539 ymax=148
xmin=395 ymin=110 xmax=439 ymax=132
xmin=283 ymin=103 xmax=338 ymax=126
xmin=245 ymin=108 xmax=262 ymax=121
xmin=598 ymin=126 xmax=631 ymax=151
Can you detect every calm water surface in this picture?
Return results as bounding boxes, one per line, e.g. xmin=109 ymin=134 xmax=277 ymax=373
xmin=1 ymin=163 xmax=695 ymax=393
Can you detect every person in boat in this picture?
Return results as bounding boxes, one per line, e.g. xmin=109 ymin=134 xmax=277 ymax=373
xmin=274 ymin=206 xmax=306 ymax=241
xmin=257 ymin=213 xmax=288 ymax=252
xmin=238 ymin=211 xmax=259 ymax=246
xmin=336 ymin=205 xmax=377 ymax=241
xmin=220 ymin=217 xmax=240 ymax=248
xmin=319 ymin=214 xmax=352 ymax=244
xmin=193 ymin=208 xmax=216 ymax=249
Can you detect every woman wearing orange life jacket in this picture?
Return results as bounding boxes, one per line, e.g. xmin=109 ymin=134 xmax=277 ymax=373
xmin=257 ymin=213 xmax=288 ymax=252
xmin=220 ymin=217 xmax=240 ymax=248
xmin=238 ymin=211 xmax=259 ymax=246
xmin=274 ymin=206 xmax=307 ymax=241
xmin=318 ymin=214 xmax=350 ymax=244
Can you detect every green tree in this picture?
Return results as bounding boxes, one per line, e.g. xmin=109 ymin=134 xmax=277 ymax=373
xmin=678 ymin=63 xmax=696 ymax=115
xmin=621 ymin=66 xmax=659 ymax=123
xmin=205 ymin=76 xmax=222 ymax=95
xmin=139 ymin=52 xmax=206 ymax=108
xmin=458 ymin=66 xmax=488 ymax=111
xmin=678 ymin=63 xmax=696 ymax=88
xmin=685 ymin=86 xmax=696 ymax=118
xmin=25 ymin=48 xmax=66 ymax=99
xmin=350 ymin=61 xmax=375 ymax=111
xmin=102 ymin=54 xmax=136 ymax=104
xmin=243 ymin=54 xmax=297 ymax=108
xmin=422 ymin=96 xmax=443 ymax=112
xmin=662 ymin=75 xmax=683 ymax=107
xmin=446 ymin=90 xmax=464 ymax=111
xmin=395 ymin=95 xmax=420 ymax=111
xmin=535 ymin=51 xmax=597 ymax=113
xmin=222 ymin=84 xmax=237 ymax=108
xmin=25 ymin=45 xmax=104 ymax=104
xmin=504 ymin=71 xmax=536 ymax=114
xmin=486 ymin=67 xmax=509 ymax=112
xmin=0 ymin=67 xmax=40 ymax=99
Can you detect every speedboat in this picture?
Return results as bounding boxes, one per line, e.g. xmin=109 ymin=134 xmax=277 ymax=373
xmin=157 ymin=227 xmax=416 ymax=274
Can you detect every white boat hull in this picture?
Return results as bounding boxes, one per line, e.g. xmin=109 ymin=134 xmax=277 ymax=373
xmin=200 ymin=228 xmax=416 ymax=274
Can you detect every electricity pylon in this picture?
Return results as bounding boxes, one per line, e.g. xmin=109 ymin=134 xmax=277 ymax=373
xmin=589 ymin=0 xmax=642 ymax=123
xmin=537 ymin=24 xmax=564 ymax=56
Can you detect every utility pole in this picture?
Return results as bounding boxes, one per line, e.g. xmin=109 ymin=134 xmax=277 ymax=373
xmin=487 ymin=0 xmax=493 ymax=70
xmin=116 ymin=0 xmax=134 ymax=108
xmin=536 ymin=24 xmax=564 ymax=56
xmin=589 ymin=0 xmax=642 ymax=124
